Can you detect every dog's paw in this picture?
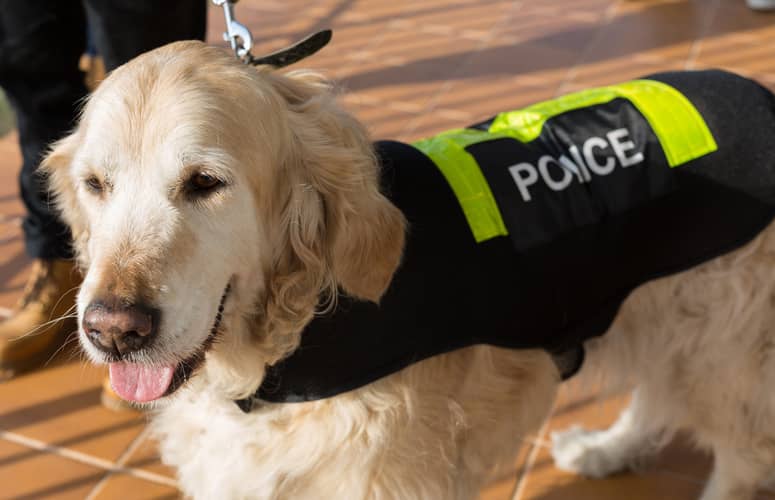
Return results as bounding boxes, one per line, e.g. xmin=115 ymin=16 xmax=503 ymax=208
xmin=550 ymin=426 xmax=628 ymax=478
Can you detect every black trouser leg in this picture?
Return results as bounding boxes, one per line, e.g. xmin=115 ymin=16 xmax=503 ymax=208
xmin=84 ymin=0 xmax=207 ymax=71
xmin=0 ymin=0 xmax=88 ymax=259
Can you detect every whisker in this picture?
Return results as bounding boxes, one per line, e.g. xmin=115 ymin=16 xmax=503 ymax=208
xmin=47 ymin=285 xmax=80 ymax=322
xmin=8 ymin=284 xmax=81 ymax=341
xmin=66 ymin=348 xmax=81 ymax=364
xmin=43 ymin=330 xmax=80 ymax=367
xmin=11 ymin=312 xmax=80 ymax=341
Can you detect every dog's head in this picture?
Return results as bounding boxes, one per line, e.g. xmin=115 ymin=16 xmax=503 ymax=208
xmin=43 ymin=41 xmax=405 ymax=403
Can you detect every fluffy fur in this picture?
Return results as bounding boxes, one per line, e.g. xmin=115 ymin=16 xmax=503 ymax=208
xmin=42 ymin=41 xmax=775 ymax=500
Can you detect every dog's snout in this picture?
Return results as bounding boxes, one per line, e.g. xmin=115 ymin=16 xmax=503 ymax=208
xmin=83 ymin=298 xmax=159 ymax=356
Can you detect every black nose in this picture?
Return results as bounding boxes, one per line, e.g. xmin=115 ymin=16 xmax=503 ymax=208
xmin=83 ymin=298 xmax=159 ymax=356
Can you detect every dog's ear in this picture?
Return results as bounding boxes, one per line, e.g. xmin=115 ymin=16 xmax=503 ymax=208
xmin=40 ymin=132 xmax=89 ymax=264
xmin=270 ymin=71 xmax=406 ymax=304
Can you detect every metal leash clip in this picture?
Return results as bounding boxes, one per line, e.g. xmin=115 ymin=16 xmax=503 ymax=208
xmin=212 ymin=0 xmax=254 ymax=61
xmin=212 ymin=0 xmax=333 ymax=69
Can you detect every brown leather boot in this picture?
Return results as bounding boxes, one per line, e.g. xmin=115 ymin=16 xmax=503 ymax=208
xmin=0 ymin=259 xmax=80 ymax=380
xmin=78 ymin=53 xmax=106 ymax=91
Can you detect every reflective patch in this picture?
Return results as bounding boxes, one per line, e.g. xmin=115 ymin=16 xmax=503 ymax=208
xmin=488 ymin=79 xmax=718 ymax=168
xmin=412 ymin=129 xmax=509 ymax=243
xmin=413 ymin=79 xmax=718 ymax=244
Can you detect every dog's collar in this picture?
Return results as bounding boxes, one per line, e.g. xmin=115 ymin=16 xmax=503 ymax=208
xmin=235 ymin=397 xmax=255 ymax=413
xmin=233 ymin=346 xmax=583 ymax=414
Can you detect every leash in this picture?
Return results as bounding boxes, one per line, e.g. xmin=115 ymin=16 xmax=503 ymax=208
xmin=212 ymin=0 xmax=332 ymax=68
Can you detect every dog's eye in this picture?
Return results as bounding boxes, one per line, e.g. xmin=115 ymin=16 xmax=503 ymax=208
xmin=186 ymin=173 xmax=223 ymax=194
xmin=84 ymin=175 xmax=104 ymax=194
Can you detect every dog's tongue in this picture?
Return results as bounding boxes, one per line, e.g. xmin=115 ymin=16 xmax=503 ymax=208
xmin=109 ymin=362 xmax=176 ymax=403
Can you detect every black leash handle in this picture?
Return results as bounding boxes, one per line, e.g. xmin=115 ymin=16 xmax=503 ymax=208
xmin=248 ymin=30 xmax=333 ymax=68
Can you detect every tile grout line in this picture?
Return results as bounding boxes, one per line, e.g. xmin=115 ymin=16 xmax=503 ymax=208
xmin=389 ymin=18 xmax=497 ymax=44
xmin=341 ymin=1 xmax=740 ymax=136
xmin=399 ymin=0 xmax=524 ymax=140
xmin=0 ymin=430 xmax=177 ymax=489
xmin=344 ymin=92 xmax=473 ymax=122
xmin=337 ymin=19 xmax=418 ymax=140
xmin=554 ymin=0 xmax=620 ymax=97
xmin=334 ymin=18 xmax=396 ymax=82
xmin=0 ymin=214 xmax=22 ymax=225
xmin=684 ymin=0 xmax=721 ymax=70
xmin=329 ymin=5 xmax=602 ymax=48
xmin=657 ymin=468 xmax=710 ymax=487
xmin=526 ymin=436 xmax=551 ymax=449
xmin=510 ymin=413 xmax=554 ymax=500
xmin=83 ymin=426 xmax=170 ymax=500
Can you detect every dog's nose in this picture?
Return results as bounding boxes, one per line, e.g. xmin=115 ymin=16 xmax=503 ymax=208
xmin=83 ymin=298 xmax=159 ymax=355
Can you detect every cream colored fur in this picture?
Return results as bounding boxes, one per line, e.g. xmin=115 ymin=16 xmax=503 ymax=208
xmin=42 ymin=41 xmax=775 ymax=500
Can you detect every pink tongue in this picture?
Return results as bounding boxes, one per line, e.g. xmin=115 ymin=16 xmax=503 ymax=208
xmin=109 ymin=362 xmax=176 ymax=403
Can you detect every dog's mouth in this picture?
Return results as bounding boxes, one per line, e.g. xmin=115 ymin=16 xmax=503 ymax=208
xmin=107 ymin=283 xmax=231 ymax=404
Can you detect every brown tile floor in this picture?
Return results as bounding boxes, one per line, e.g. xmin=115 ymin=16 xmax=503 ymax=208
xmin=1 ymin=0 xmax=775 ymax=498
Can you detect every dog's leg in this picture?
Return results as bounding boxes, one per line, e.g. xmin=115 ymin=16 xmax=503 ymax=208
xmin=550 ymin=388 xmax=665 ymax=478
xmin=700 ymin=444 xmax=772 ymax=500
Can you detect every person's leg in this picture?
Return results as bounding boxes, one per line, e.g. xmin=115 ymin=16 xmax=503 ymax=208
xmin=0 ymin=0 xmax=87 ymax=260
xmin=84 ymin=0 xmax=207 ymax=72
xmin=0 ymin=0 xmax=87 ymax=379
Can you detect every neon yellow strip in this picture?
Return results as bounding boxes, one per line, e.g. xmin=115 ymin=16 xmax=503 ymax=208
xmin=489 ymin=79 xmax=718 ymax=167
xmin=413 ymin=129 xmax=509 ymax=243
xmin=413 ymin=79 xmax=718 ymax=243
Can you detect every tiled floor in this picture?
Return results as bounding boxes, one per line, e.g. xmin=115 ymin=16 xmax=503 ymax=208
xmin=1 ymin=0 xmax=775 ymax=498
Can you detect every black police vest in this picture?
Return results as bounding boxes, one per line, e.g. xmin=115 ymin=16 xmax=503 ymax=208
xmin=241 ymin=70 xmax=775 ymax=409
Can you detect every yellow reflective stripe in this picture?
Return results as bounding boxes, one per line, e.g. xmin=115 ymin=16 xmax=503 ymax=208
xmin=489 ymin=79 xmax=718 ymax=167
xmin=413 ymin=129 xmax=509 ymax=242
xmin=615 ymin=80 xmax=718 ymax=167
xmin=412 ymin=78 xmax=718 ymax=244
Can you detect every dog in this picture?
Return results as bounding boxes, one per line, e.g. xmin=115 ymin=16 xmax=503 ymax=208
xmin=42 ymin=40 xmax=775 ymax=500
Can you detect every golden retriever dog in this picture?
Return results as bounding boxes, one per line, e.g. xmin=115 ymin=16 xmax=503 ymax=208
xmin=43 ymin=40 xmax=775 ymax=500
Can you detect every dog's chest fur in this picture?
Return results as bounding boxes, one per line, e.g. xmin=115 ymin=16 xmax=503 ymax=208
xmin=150 ymin=374 xmax=486 ymax=499
xmin=151 ymin=388 xmax=351 ymax=499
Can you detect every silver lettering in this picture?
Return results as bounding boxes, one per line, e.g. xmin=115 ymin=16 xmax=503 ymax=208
xmin=508 ymin=162 xmax=539 ymax=202
xmin=583 ymin=137 xmax=616 ymax=175
xmin=538 ymin=155 xmax=573 ymax=192
xmin=568 ymin=145 xmax=592 ymax=182
xmin=508 ymin=128 xmax=643 ymax=203
xmin=607 ymin=127 xmax=644 ymax=167
xmin=559 ymin=153 xmax=588 ymax=183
